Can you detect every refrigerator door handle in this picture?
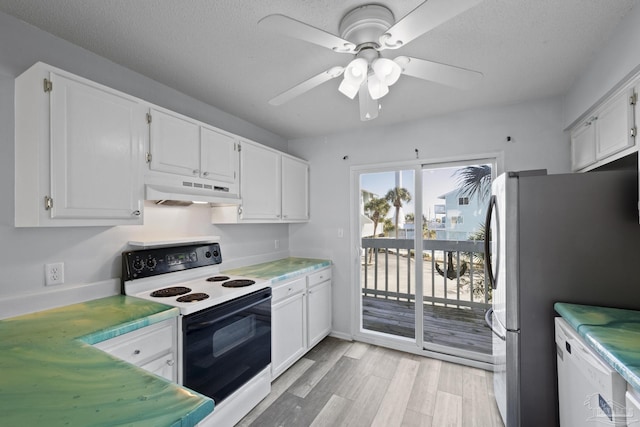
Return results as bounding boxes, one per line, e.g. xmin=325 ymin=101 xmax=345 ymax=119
xmin=485 ymin=308 xmax=506 ymax=341
xmin=484 ymin=195 xmax=499 ymax=290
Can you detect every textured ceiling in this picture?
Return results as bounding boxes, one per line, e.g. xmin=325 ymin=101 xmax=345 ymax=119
xmin=0 ymin=0 xmax=637 ymax=140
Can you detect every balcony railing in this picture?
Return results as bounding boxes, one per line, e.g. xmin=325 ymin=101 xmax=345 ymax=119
xmin=361 ymin=238 xmax=490 ymax=310
xmin=361 ymin=237 xmax=492 ymax=356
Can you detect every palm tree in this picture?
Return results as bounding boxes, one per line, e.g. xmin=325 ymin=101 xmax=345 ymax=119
xmin=364 ymin=197 xmax=390 ymax=238
xmin=382 ymin=218 xmax=395 ymax=236
xmin=384 ymin=187 xmax=412 ymax=239
xmin=453 ymin=165 xmax=492 ymax=202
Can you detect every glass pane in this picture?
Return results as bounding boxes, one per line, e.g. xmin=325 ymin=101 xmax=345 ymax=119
xmin=360 ymin=169 xmax=415 ymax=339
xmin=422 ymin=163 xmax=493 ymax=356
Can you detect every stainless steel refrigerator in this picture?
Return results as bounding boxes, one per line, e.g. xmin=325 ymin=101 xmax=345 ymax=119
xmin=484 ymin=168 xmax=640 ymax=427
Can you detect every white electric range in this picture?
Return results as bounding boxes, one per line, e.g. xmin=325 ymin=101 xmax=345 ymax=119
xmin=122 ymin=240 xmax=272 ymax=427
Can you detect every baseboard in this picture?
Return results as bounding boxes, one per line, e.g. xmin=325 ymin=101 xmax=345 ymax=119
xmin=329 ymin=330 xmax=353 ymax=341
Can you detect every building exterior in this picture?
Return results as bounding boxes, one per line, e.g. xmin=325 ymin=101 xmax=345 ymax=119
xmin=435 ymin=190 xmax=487 ymax=241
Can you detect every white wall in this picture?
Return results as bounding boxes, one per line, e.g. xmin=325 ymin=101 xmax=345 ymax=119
xmin=564 ymin=4 xmax=640 ymax=127
xmin=287 ymin=96 xmax=569 ymax=337
xmin=0 ymin=12 xmax=289 ymax=305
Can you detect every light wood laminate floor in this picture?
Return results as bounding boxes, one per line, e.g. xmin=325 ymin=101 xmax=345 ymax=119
xmin=238 ymin=337 xmax=504 ymax=427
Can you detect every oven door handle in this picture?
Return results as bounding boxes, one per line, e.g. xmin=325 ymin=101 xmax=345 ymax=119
xmin=185 ymin=295 xmax=270 ymax=331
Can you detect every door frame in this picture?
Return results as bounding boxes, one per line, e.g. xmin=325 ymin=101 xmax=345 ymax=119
xmin=349 ymin=152 xmax=503 ymax=368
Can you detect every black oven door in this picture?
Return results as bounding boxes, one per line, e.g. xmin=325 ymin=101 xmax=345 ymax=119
xmin=182 ymin=288 xmax=271 ymax=403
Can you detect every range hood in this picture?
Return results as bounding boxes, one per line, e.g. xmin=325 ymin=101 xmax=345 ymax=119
xmin=145 ymin=175 xmax=241 ymax=206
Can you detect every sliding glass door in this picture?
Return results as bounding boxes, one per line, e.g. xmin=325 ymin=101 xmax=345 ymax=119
xmin=355 ymin=158 xmax=495 ymax=363
xmin=359 ymin=168 xmax=417 ymax=340
xmin=420 ymin=162 xmax=493 ymax=361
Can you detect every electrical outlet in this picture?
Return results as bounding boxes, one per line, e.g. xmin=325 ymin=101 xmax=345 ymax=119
xmin=274 ymin=240 xmax=280 ymax=249
xmin=337 ymin=228 xmax=344 ymax=238
xmin=45 ymin=262 xmax=64 ymax=286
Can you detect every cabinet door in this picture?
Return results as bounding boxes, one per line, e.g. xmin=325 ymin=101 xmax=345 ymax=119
xmin=93 ymin=319 xmax=177 ymax=381
xmin=201 ymin=127 xmax=238 ymax=186
xmin=307 ymin=280 xmax=332 ymax=348
xmin=596 ymin=89 xmax=635 ymax=159
xmin=149 ymin=108 xmax=200 ymax=177
xmin=571 ymin=120 xmax=597 ymax=171
xmin=49 ymin=73 xmax=143 ymax=220
xmin=240 ymin=142 xmax=281 ymax=220
xmin=281 ymin=156 xmax=310 ymax=221
xmin=272 ymin=291 xmax=306 ymax=379
xmin=139 ymin=353 xmax=176 ymax=382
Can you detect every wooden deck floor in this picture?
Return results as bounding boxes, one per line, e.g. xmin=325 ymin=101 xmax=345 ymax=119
xmin=362 ymin=296 xmax=492 ymax=355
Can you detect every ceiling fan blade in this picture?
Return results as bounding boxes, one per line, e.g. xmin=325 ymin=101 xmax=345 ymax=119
xmin=259 ymin=14 xmax=357 ymax=53
xmin=396 ymin=56 xmax=482 ymax=89
xmin=269 ymin=66 xmax=345 ymax=106
xmin=379 ymin=0 xmax=482 ymax=50
xmin=358 ymin=83 xmax=379 ymax=121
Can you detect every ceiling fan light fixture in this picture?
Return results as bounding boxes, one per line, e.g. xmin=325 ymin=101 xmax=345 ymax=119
xmin=372 ymin=58 xmax=401 ymax=86
xmin=367 ymin=74 xmax=389 ymax=100
xmin=339 ymin=58 xmax=368 ymax=99
xmin=343 ymin=58 xmax=368 ymax=83
xmin=338 ymin=78 xmax=360 ymax=99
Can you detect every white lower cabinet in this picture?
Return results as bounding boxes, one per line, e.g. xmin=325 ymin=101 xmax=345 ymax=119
xmin=307 ymin=270 xmax=332 ymax=349
xmin=271 ymin=278 xmax=307 ymax=379
xmin=93 ymin=318 xmax=178 ymax=382
xmin=271 ymin=268 xmax=332 ymax=380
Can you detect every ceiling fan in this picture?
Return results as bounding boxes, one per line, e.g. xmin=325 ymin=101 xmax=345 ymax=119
xmin=258 ymin=0 xmax=484 ymax=121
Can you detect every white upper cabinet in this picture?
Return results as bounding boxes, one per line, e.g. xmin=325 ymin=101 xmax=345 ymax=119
xmin=15 ymin=62 xmax=144 ymax=227
xmin=215 ymin=141 xmax=310 ymax=223
xmin=148 ymin=108 xmax=200 ymax=177
xmin=239 ymin=141 xmax=281 ymax=221
xmin=146 ymin=107 xmax=239 ymax=197
xmin=281 ymin=155 xmax=310 ymax=221
xmin=571 ymin=118 xmax=597 ymax=171
xmin=571 ymin=85 xmax=637 ymax=172
xmin=201 ymin=127 xmax=238 ymax=186
xmin=596 ymin=88 xmax=635 ymax=159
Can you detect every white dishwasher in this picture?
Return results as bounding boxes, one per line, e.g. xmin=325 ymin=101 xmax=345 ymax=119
xmin=626 ymin=386 xmax=640 ymax=426
xmin=555 ymin=317 xmax=627 ymax=426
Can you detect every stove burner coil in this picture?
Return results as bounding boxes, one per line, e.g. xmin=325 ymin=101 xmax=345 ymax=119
xmin=206 ymin=276 xmax=230 ymax=282
xmin=150 ymin=286 xmax=192 ymax=297
xmin=176 ymin=293 xmax=210 ymax=302
xmin=222 ymin=279 xmax=256 ymax=288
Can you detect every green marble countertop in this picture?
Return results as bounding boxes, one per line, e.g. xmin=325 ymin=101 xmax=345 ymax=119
xmin=0 ymin=295 xmax=213 ymax=427
xmin=555 ymin=302 xmax=640 ymax=391
xmin=223 ymin=257 xmax=331 ymax=283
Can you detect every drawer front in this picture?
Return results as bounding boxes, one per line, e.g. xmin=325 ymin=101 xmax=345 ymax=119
xmin=95 ymin=321 xmax=174 ymax=366
xmin=307 ymin=268 xmax=331 ymax=287
xmin=272 ymin=277 xmax=306 ymax=303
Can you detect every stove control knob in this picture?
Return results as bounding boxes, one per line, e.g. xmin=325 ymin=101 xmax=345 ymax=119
xmin=212 ymin=250 xmax=220 ymax=258
xmin=132 ymin=259 xmax=144 ymax=272
xmin=146 ymin=258 xmax=157 ymax=269
xmin=205 ymin=251 xmax=212 ymax=258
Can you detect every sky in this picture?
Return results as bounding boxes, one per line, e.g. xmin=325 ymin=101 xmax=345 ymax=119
xmin=360 ymin=167 xmax=463 ymax=221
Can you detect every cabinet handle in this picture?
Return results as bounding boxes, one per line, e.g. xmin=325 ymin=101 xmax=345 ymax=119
xmin=631 ymin=127 xmax=637 ymax=138
xmin=133 ymin=349 xmax=141 ymax=355
xmin=585 ymin=116 xmax=598 ymax=126
xmin=193 ymin=169 xmax=200 ymax=175
xmin=166 ymin=360 xmax=175 ymax=366
xmin=132 ymin=210 xmax=141 ymax=217
xmin=202 ymin=171 xmax=209 ymax=176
